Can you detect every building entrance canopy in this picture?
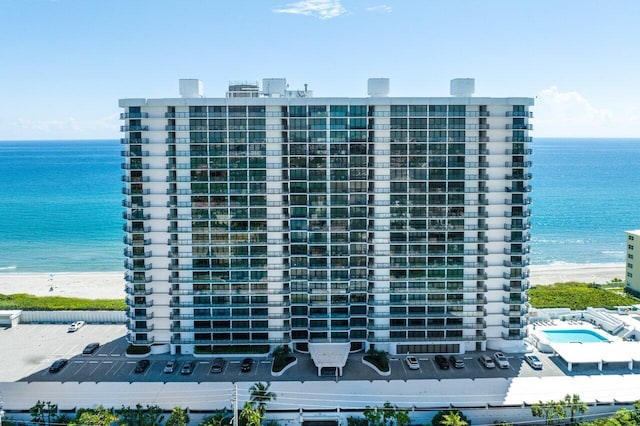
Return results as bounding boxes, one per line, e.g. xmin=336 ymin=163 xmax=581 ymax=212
xmin=308 ymin=343 xmax=350 ymax=376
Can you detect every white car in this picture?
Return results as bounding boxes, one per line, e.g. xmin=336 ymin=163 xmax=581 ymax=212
xmin=405 ymin=356 xmax=420 ymax=370
xmin=524 ymin=354 xmax=543 ymax=370
xmin=479 ymin=355 xmax=495 ymax=369
xmin=493 ymin=352 xmax=510 ymax=369
xmin=68 ymin=321 xmax=85 ymax=332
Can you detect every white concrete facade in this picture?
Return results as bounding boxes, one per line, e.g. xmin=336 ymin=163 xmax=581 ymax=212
xmin=119 ymin=78 xmax=533 ymax=359
xmin=626 ymin=230 xmax=640 ymax=295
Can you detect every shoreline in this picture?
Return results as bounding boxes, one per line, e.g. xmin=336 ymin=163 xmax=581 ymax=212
xmin=0 ymin=262 xmax=626 ymax=300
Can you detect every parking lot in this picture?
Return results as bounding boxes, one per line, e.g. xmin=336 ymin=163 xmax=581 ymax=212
xmin=0 ymin=324 xmax=622 ymax=384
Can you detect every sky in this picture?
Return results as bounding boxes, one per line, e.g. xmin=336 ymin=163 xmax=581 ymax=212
xmin=1 ymin=0 xmax=639 ymax=140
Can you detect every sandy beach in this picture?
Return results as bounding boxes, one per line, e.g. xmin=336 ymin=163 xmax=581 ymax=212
xmin=0 ymin=263 xmax=627 ymax=300
xmin=0 ymin=272 xmax=126 ymax=300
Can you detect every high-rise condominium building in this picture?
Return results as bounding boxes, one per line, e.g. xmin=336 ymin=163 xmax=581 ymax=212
xmin=120 ymin=78 xmax=532 ymax=370
xmin=626 ymin=230 xmax=640 ymax=296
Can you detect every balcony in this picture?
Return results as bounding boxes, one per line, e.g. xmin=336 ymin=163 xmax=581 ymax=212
xmin=505 ymin=173 xmax=533 ymax=181
xmin=506 ymin=137 xmax=533 ymax=143
xmin=126 ymin=299 xmax=154 ymax=308
xmin=126 ymin=336 xmax=155 ymax=345
xmin=124 ymin=261 xmax=152 ymax=271
xmin=120 ymin=138 xmax=149 ymax=144
xmin=505 ymin=161 xmax=532 ymax=168
xmin=504 ymin=234 xmax=531 ymax=243
xmin=123 ymin=237 xmax=152 ymax=246
xmin=123 ymin=226 xmax=151 ymax=233
xmin=122 ymin=201 xmax=151 ymax=208
xmin=503 ymin=259 xmax=530 ymax=267
xmin=120 ymin=125 xmax=149 ymax=132
xmin=503 ymin=295 xmax=529 ymax=304
xmin=120 ymin=112 xmax=149 ymax=119
xmin=121 ymin=163 xmax=149 ymax=170
xmin=505 ymin=124 xmax=533 ymax=130
xmin=503 ymin=271 xmax=530 ymax=280
xmin=126 ymin=311 xmax=155 ymax=320
xmin=129 ymin=324 xmax=155 ymax=333
xmin=502 ymin=332 xmax=526 ymax=340
xmin=505 ymin=149 xmax=533 ymax=155
xmin=171 ymin=337 xmax=290 ymax=345
xmin=504 ymin=198 xmax=532 ymax=205
xmin=503 ymin=283 xmax=529 ymax=292
xmin=502 ymin=320 xmax=526 ymax=328
xmin=502 ymin=307 xmax=527 ymax=316
xmin=123 ymin=249 xmax=152 ymax=258
xmin=124 ymin=275 xmax=153 ymax=284
xmin=123 ymin=213 xmax=151 ymax=220
xmin=121 ymin=151 xmax=149 ymax=157
xmin=506 ymin=111 xmax=533 ymax=118
xmin=125 ymin=287 xmax=153 ymax=295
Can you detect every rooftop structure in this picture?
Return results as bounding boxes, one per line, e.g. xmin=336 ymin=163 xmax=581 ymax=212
xmin=119 ymin=78 xmax=533 ymax=371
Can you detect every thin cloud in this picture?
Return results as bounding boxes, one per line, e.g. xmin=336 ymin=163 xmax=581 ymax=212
xmin=365 ymin=4 xmax=392 ymax=13
xmin=535 ymin=86 xmax=639 ymax=137
xmin=274 ymin=0 xmax=347 ymax=19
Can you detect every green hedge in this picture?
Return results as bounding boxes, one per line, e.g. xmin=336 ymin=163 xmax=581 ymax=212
xmin=528 ymin=282 xmax=638 ymax=310
xmin=0 ymin=293 xmax=126 ymax=311
xmin=126 ymin=345 xmax=150 ymax=355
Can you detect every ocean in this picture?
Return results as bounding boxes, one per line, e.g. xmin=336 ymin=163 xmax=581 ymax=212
xmin=0 ymin=138 xmax=637 ymax=273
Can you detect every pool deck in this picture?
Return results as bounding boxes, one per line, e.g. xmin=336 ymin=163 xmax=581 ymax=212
xmin=529 ymin=320 xmax=640 ymax=371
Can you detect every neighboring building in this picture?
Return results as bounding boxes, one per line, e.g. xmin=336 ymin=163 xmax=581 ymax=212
xmin=119 ymin=78 xmax=533 ymax=369
xmin=626 ymin=230 xmax=640 ymax=295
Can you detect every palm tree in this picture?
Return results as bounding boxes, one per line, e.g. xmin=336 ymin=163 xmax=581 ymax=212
xmin=249 ymin=382 xmax=277 ymax=415
xmin=440 ymin=411 xmax=468 ymax=426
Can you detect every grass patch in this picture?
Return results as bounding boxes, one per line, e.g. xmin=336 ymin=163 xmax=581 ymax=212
xmin=528 ymin=282 xmax=638 ymax=310
xmin=0 ymin=293 xmax=125 ymax=311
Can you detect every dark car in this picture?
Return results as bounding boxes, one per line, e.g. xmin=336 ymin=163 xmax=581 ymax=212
xmin=181 ymin=361 xmax=195 ymax=375
xmin=49 ymin=358 xmax=68 ymax=373
xmin=134 ymin=359 xmax=150 ymax=373
xmin=240 ymin=358 xmax=253 ymax=372
xmin=210 ymin=358 xmax=226 ymax=374
xmin=82 ymin=342 xmax=100 ymax=355
xmin=434 ymin=355 xmax=450 ymax=370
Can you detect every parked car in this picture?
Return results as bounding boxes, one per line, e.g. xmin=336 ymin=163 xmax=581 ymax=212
xmin=480 ymin=355 xmax=496 ymax=369
xmin=210 ymin=358 xmax=226 ymax=374
xmin=49 ymin=358 xmax=68 ymax=373
xmin=405 ymin=356 xmax=420 ymax=370
xmin=524 ymin=354 xmax=543 ymax=370
xmin=434 ymin=355 xmax=450 ymax=370
xmin=240 ymin=358 xmax=253 ymax=372
xmin=449 ymin=355 xmax=465 ymax=369
xmin=181 ymin=360 xmax=195 ymax=375
xmin=68 ymin=321 xmax=85 ymax=332
xmin=134 ymin=359 xmax=150 ymax=373
xmin=82 ymin=342 xmax=100 ymax=355
xmin=163 ymin=359 xmax=177 ymax=373
xmin=493 ymin=352 xmax=510 ymax=369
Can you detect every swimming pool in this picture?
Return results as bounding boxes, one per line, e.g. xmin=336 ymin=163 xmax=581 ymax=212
xmin=542 ymin=329 xmax=610 ymax=343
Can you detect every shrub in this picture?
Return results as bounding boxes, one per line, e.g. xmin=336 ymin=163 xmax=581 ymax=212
xmin=528 ymin=282 xmax=638 ymax=310
xmin=364 ymin=348 xmax=389 ymax=372
xmin=126 ymin=345 xmax=150 ymax=355
xmin=272 ymin=345 xmax=295 ymax=372
xmin=0 ymin=293 xmax=125 ymax=311
xmin=213 ymin=345 xmax=270 ymax=354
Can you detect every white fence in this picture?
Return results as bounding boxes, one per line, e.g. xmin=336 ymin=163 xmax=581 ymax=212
xmin=19 ymin=310 xmax=126 ymax=324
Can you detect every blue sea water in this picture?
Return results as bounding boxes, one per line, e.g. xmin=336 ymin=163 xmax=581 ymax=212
xmin=0 ymin=138 xmax=638 ymax=273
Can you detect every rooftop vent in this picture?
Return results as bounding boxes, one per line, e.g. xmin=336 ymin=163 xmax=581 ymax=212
xmin=368 ymin=78 xmax=390 ymax=97
xmin=450 ymin=78 xmax=475 ymax=97
xmin=179 ymin=79 xmax=204 ymax=98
